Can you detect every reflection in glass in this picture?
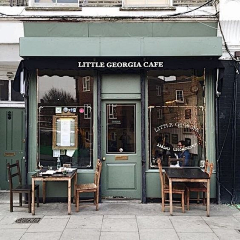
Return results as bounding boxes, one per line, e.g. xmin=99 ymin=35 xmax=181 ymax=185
xmin=37 ymin=74 xmax=93 ymax=169
xmin=107 ymin=104 xmax=136 ymax=153
xmin=148 ymin=70 xmax=205 ymax=168
xmin=0 ymin=80 xmax=8 ymax=101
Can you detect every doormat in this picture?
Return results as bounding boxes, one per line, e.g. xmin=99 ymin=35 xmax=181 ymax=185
xmin=15 ymin=218 xmax=41 ymax=223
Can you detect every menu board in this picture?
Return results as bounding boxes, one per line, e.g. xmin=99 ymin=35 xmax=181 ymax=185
xmin=52 ymin=115 xmax=78 ymax=150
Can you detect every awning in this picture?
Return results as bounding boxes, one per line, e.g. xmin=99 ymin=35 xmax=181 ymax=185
xmin=13 ymin=56 xmax=224 ymax=92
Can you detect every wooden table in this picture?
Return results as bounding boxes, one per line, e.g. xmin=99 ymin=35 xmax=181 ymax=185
xmin=164 ymin=167 xmax=210 ymax=217
xmin=31 ymin=169 xmax=77 ymax=215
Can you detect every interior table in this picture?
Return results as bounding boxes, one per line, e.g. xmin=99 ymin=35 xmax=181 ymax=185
xmin=31 ymin=169 xmax=77 ymax=215
xmin=164 ymin=167 xmax=210 ymax=217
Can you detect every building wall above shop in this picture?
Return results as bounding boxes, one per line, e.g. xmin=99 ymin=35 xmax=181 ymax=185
xmin=20 ymin=36 xmax=222 ymax=57
xmin=23 ymin=22 xmax=218 ymax=38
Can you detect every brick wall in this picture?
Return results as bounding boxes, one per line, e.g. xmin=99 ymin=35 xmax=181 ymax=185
xmin=217 ymin=60 xmax=240 ymax=203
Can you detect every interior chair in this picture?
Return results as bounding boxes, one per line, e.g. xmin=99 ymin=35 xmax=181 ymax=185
xmin=75 ymin=159 xmax=102 ymax=212
xmin=186 ymin=159 xmax=213 ymax=210
xmin=157 ymin=159 xmax=186 ymax=213
xmin=168 ymin=157 xmax=185 ymax=166
xmin=7 ymin=160 xmax=39 ymax=213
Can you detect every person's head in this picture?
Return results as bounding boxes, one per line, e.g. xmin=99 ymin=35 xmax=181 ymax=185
xmin=177 ymin=140 xmax=186 ymax=151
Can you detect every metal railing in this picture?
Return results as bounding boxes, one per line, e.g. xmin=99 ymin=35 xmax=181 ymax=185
xmin=0 ymin=0 xmax=213 ymax=8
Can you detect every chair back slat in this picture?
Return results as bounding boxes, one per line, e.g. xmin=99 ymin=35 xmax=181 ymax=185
xmin=204 ymin=160 xmax=214 ymax=178
xmin=7 ymin=160 xmax=22 ymax=190
xmin=157 ymin=158 xmax=167 ymax=194
xmin=94 ymin=159 xmax=102 ymax=186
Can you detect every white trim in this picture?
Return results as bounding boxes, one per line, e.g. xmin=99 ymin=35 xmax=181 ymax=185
xmin=0 ymin=102 xmax=25 ymax=108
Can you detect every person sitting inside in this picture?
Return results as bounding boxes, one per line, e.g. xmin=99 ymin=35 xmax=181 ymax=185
xmin=177 ymin=140 xmax=191 ymax=166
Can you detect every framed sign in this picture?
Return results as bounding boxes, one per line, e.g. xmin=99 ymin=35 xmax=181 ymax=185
xmin=52 ymin=115 xmax=78 ymax=150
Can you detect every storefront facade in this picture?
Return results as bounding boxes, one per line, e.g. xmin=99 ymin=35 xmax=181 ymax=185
xmin=16 ymin=21 xmax=222 ymax=201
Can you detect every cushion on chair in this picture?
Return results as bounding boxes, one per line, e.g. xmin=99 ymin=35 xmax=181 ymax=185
xmin=187 ymin=182 xmax=207 ymax=191
xmin=76 ymin=183 xmax=97 ymax=190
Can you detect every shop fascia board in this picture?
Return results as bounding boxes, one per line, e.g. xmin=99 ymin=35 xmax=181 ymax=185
xmin=20 ymin=36 xmax=222 ymax=57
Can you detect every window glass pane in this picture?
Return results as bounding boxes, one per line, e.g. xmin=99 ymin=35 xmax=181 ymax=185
xmin=107 ymin=104 xmax=136 ymax=153
xmin=11 ymin=81 xmax=24 ymax=101
xmin=148 ymin=70 xmax=205 ymax=168
xmin=37 ymin=73 xmax=93 ymax=169
xmin=0 ymin=80 xmax=8 ymax=101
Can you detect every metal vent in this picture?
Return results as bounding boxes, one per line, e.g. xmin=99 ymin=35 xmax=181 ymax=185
xmin=15 ymin=218 xmax=41 ymax=223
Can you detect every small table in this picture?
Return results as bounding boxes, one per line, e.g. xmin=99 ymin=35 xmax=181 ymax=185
xmin=164 ymin=167 xmax=210 ymax=217
xmin=31 ymin=169 xmax=77 ymax=215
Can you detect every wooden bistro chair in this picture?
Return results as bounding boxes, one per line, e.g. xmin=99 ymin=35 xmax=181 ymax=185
xmin=186 ymin=160 xmax=213 ymax=210
xmin=75 ymin=159 xmax=102 ymax=212
xmin=7 ymin=160 xmax=39 ymax=213
xmin=157 ymin=159 xmax=186 ymax=213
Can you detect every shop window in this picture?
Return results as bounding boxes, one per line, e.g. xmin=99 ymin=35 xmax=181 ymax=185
xmin=0 ymin=80 xmax=23 ymax=102
xmin=107 ymin=104 xmax=136 ymax=153
xmin=37 ymin=74 xmax=93 ymax=169
xmin=176 ymin=90 xmax=184 ymax=103
xmin=157 ymin=108 xmax=162 ymax=119
xmin=108 ymin=104 xmax=117 ymax=119
xmin=84 ymin=104 xmax=91 ymax=119
xmin=156 ymin=85 xmax=162 ymax=96
xmin=148 ymin=70 xmax=205 ymax=168
xmin=82 ymin=76 xmax=91 ymax=92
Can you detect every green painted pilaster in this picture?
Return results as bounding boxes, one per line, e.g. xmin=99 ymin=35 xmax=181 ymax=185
xmin=28 ymin=71 xmax=38 ymax=172
xmin=205 ymin=69 xmax=216 ymax=198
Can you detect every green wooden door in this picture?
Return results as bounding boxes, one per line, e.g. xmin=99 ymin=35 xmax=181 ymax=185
xmin=101 ymin=101 xmax=141 ymax=199
xmin=0 ymin=108 xmax=25 ymax=190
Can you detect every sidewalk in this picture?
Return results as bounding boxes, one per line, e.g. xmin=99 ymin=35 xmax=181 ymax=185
xmin=1 ymin=192 xmax=240 ymax=240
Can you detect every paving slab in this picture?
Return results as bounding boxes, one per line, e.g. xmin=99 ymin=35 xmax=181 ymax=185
xmin=102 ymin=217 xmax=138 ymax=232
xmin=137 ymin=216 xmax=173 ymax=229
xmin=66 ymin=215 xmax=103 ymax=229
xmin=139 ymin=229 xmax=179 ymax=240
xmin=100 ymin=231 xmax=140 ymax=240
xmin=178 ymin=232 xmax=219 ymax=240
xmin=202 ymin=216 xmax=240 ymax=230
xmin=0 ymin=229 xmax=26 ymax=240
xmin=61 ymin=228 xmax=101 ymax=240
xmin=170 ymin=216 xmax=213 ymax=233
xmin=26 ymin=217 xmax=69 ymax=232
xmin=212 ymin=228 xmax=240 ymax=240
xmin=1 ymin=193 xmax=240 ymax=240
xmin=21 ymin=232 xmax=62 ymax=240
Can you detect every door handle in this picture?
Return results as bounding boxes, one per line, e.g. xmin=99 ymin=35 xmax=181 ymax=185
xmin=102 ymin=157 xmax=106 ymax=161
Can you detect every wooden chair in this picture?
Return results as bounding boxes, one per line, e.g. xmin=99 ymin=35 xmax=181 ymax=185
xmin=186 ymin=160 xmax=213 ymax=210
xmin=7 ymin=160 xmax=39 ymax=213
xmin=157 ymin=159 xmax=186 ymax=213
xmin=168 ymin=157 xmax=185 ymax=166
xmin=75 ymin=159 xmax=102 ymax=212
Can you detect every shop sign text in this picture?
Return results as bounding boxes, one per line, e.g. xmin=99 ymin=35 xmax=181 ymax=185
xmin=78 ymin=61 xmax=163 ymax=68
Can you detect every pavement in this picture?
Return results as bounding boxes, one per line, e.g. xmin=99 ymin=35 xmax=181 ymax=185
xmin=1 ymin=191 xmax=240 ymax=240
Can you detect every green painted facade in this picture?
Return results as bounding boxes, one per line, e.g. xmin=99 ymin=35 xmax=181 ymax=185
xmin=23 ymin=21 xmax=221 ymax=200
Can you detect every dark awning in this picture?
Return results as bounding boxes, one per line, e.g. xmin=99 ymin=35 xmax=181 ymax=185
xmin=13 ymin=57 xmax=224 ymax=92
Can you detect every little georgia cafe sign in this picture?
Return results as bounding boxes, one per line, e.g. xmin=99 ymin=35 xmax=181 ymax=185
xmin=78 ymin=61 xmax=164 ymax=68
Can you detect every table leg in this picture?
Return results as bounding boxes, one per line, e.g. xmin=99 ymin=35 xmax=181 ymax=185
xmin=169 ymin=179 xmax=173 ymax=216
xmin=207 ymin=179 xmax=210 ymax=217
xmin=31 ymin=178 xmax=35 ymax=215
xmin=43 ymin=181 xmax=46 ymax=204
xmin=68 ymin=179 xmax=71 ymax=215
xmin=73 ymin=173 xmax=77 ymax=204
